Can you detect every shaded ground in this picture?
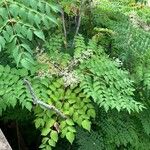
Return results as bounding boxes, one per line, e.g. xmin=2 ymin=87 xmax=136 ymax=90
xmin=0 ymin=121 xmax=40 ymax=150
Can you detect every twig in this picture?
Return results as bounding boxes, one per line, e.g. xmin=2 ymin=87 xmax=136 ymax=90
xmin=23 ymin=79 xmax=67 ymax=119
xmin=61 ymin=10 xmax=67 ymax=48
xmin=71 ymin=15 xmax=81 ymax=48
xmin=71 ymin=0 xmax=85 ymax=47
xmin=75 ymin=0 xmax=85 ymax=35
xmin=74 ymin=15 xmax=81 ymax=38
xmin=57 ymin=0 xmax=67 ymax=48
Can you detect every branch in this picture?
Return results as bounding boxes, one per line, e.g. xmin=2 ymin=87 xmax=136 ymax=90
xmin=23 ymin=79 xmax=67 ymax=119
xmin=61 ymin=10 xmax=67 ymax=48
xmin=72 ymin=0 xmax=85 ymax=47
xmin=74 ymin=14 xmax=81 ymax=37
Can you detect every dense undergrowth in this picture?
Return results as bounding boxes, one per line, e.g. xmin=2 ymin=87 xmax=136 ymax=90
xmin=0 ymin=0 xmax=150 ymax=149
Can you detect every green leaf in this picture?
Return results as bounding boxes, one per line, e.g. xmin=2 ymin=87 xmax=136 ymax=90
xmin=28 ymin=12 xmax=34 ymax=25
xmin=53 ymin=81 xmax=61 ymax=88
xmin=48 ymin=139 xmax=56 ymax=147
xmin=25 ymin=102 xmax=32 ymax=111
xmin=45 ymin=3 xmax=51 ymax=15
xmin=39 ymin=144 xmax=45 ymax=149
xmin=46 ymin=119 xmax=55 ymax=128
xmin=0 ymin=36 xmax=6 ymax=48
xmin=34 ymin=14 xmax=41 ymax=27
xmin=47 ymin=15 xmax=58 ymax=25
xmin=8 ymin=96 xmax=17 ymax=108
xmin=60 ymin=121 xmax=66 ymax=129
xmin=67 ymin=126 xmax=76 ymax=133
xmin=14 ymin=23 xmax=22 ymax=34
xmin=18 ymin=68 xmax=28 ymax=76
xmin=6 ymin=25 xmax=13 ymax=36
xmin=23 ymin=53 xmax=35 ymax=64
xmin=21 ymin=44 xmax=32 ymax=54
xmin=27 ymin=29 xmax=33 ymax=41
xmin=87 ymin=109 xmax=96 ymax=118
xmin=5 ymin=65 xmax=11 ymax=73
xmin=50 ymin=130 xmax=58 ymax=142
xmin=42 ymin=137 xmax=49 ymax=144
xmin=19 ymin=7 xmax=27 ymax=21
xmin=34 ymin=30 xmax=45 ymax=40
xmin=41 ymin=128 xmax=51 ymax=136
xmin=13 ymin=46 xmax=21 ymax=66
xmin=49 ymin=4 xmax=61 ymax=13
xmin=30 ymin=0 xmax=37 ymax=10
xmin=69 ymin=107 xmax=74 ymax=115
xmin=0 ymin=8 xmax=8 ymax=19
xmin=21 ymin=58 xmax=33 ymax=69
xmin=64 ymin=102 xmax=70 ymax=110
xmin=3 ymin=30 xmax=10 ymax=42
xmin=66 ymin=132 xmax=75 ymax=144
xmin=38 ymin=1 xmax=45 ymax=13
xmin=81 ymin=120 xmax=91 ymax=132
xmin=66 ymin=119 xmax=74 ymax=126
xmin=35 ymin=118 xmax=44 ymax=128
xmin=0 ymin=65 xmax=4 ymax=72
xmin=73 ymin=112 xmax=78 ymax=122
xmin=43 ymin=17 xmax=50 ymax=29
xmin=46 ymin=145 xmax=52 ymax=150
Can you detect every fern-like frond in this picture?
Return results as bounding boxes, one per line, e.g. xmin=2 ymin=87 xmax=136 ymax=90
xmin=0 ymin=0 xmax=60 ymax=69
xmin=79 ymin=56 xmax=145 ymax=112
xmin=0 ymin=65 xmax=50 ymax=114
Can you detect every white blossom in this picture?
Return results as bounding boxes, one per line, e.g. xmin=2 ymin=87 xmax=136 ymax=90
xmin=62 ymin=71 xmax=79 ymax=87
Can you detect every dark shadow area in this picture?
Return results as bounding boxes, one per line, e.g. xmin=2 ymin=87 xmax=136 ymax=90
xmin=0 ymin=121 xmax=40 ymax=150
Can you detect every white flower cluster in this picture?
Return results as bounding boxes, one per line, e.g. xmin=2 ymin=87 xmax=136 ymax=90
xmin=129 ymin=11 xmax=150 ymax=31
xmin=62 ymin=71 xmax=80 ymax=87
xmin=77 ymin=49 xmax=93 ymax=63
xmin=36 ymin=70 xmax=53 ymax=79
xmin=35 ymin=46 xmax=93 ymax=86
xmin=91 ymin=0 xmax=101 ymax=7
xmin=61 ymin=49 xmax=93 ymax=86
